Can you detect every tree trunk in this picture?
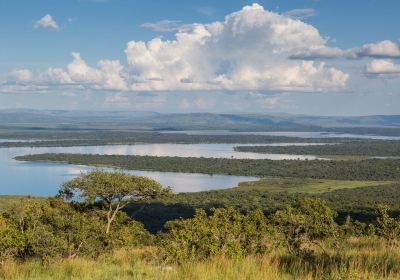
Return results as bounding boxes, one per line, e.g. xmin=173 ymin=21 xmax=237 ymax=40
xmin=106 ymin=210 xmax=113 ymax=234
xmin=105 ymin=203 xmax=122 ymax=234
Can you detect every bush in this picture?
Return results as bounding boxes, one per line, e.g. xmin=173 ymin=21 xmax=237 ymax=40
xmin=160 ymin=207 xmax=277 ymax=262
xmin=0 ymin=198 xmax=152 ymax=262
xmin=340 ymin=215 xmax=376 ymax=238
xmin=272 ymin=198 xmax=338 ymax=255
xmin=375 ymin=204 xmax=400 ymax=248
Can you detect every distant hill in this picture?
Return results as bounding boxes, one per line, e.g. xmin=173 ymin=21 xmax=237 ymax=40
xmin=0 ymin=109 xmax=400 ymax=135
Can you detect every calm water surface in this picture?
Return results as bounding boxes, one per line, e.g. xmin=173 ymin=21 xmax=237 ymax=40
xmin=0 ymin=142 xmax=319 ymax=196
xmin=0 ymin=146 xmax=261 ymax=196
xmin=1 ymin=131 xmax=396 ymax=196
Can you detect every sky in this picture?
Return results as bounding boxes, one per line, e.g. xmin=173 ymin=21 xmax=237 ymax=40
xmin=1 ymin=0 xmax=400 ymax=116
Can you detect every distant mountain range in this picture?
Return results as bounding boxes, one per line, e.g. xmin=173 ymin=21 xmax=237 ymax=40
xmin=1 ymin=109 xmax=400 ymax=134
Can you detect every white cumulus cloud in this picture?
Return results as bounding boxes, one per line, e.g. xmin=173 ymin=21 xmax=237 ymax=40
xmin=347 ymin=40 xmax=400 ymax=59
xmin=365 ymin=59 xmax=400 ymax=78
xmin=7 ymin=69 xmax=33 ymax=82
xmin=34 ymin=14 xmax=59 ymax=31
xmin=5 ymin=4 xmax=350 ymax=93
xmin=124 ymin=3 xmax=348 ymax=92
xmin=43 ymin=52 xmax=127 ymax=90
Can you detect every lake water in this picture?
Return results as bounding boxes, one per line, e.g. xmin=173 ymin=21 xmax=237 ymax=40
xmin=0 ymin=143 xmax=319 ymax=196
xmin=0 ymin=131 xmax=396 ymax=197
xmin=0 ymin=147 xmax=260 ymax=196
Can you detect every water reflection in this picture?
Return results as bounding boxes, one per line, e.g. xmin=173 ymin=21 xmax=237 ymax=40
xmin=8 ymin=143 xmax=319 ymax=160
xmin=0 ymin=142 xmax=325 ymax=196
xmin=0 ymin=145 xmax=266 ymax=196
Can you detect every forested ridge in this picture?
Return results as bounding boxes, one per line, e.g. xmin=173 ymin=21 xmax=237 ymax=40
xmin=235 ymin=141 xmax=400 ymax=157
xmin=16 ymin=153 xmax=400 ymax=181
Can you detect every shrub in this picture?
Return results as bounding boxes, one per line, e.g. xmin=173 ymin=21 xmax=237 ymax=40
xmin=0 ymin=198 xmax=152 ymax=262
xmin=0 ymin=216 xmax=25 ymax=264
xmin=160 ymin=207 xmax=277 ymax=262
xmin=375 ymin=204 xmax=400 ymax=248
xmin=340 ymin=215 xmax=376 ymax=238
xmin=272 ymin=198 xmax=338 ymax=255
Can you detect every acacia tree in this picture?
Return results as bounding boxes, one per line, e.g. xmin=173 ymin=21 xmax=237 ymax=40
xmin=59 ymin=170 xmax=172 ymax=234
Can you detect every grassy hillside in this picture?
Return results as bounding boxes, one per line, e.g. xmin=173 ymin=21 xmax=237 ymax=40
xmin=2 ymin=244 xmax=400 ymax=280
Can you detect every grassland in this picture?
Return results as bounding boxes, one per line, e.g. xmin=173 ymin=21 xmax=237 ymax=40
xmin=2 ymin=240 xmax=400 ymax=280
xmin=235 ymin=177 xmax=394 ymax=194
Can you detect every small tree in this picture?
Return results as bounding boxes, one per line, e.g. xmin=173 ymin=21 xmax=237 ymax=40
xmin=272 ymin=198 xmax=338 ymax=255
xmin=59 ymin=170 xmax=172 ymax=234
xmin=376 ymin=204 xmax=400 ymax=248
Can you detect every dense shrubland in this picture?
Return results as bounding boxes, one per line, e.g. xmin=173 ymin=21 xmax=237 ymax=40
xmin=2 ymin=171 xmax=400 ymax=279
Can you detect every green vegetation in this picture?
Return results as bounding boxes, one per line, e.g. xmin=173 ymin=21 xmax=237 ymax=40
xmin=234 ymin=141 xmax=400 ymax=157
xmin=3 ymin=119 xmax=400 ymax=280
xmin=125 ymin=179 xmax=400 ymax=233
xmin=2 ymin=127 xmax=399 ymax=149
xmin=2 ymin=172 xmax=400 ymax=279
xmin=15 ymin=153 xmax=400 ymax=180
xmin=0 ymin=130 xmax=344 ymax=148
xmin=236 ymin=177 xmax=393 ymax=193
xmin=0 ymin=196 xmax=43 ymax=211
xmin=59 ymin=171 xmax=171 ymax=234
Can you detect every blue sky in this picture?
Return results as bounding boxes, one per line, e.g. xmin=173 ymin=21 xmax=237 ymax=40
xmin=1 ymin=0 xmax=400 ymax=115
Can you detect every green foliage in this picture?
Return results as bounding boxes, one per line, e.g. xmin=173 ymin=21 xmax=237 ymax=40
xmin=0 ymin=130 xmax=342 ymax=149
xmin=59 ymin=171 xmax=172 ymax=234
xmin=160 ymin=207 xmax=277 ymax=262
xmin=235 ymin=141 xmax=400 ymax=157
xmin=375 ymin=204 xmax=400 ymax=248
xmin=0 ymin=216 xmax=25 ymax=263
xmin=17 ymin=153 xmax=400 ymax=181
xmin=126 ymin=181 xmax=400 ymax=233
xmin=1 ymin=198 xmax=105 ymax=262
xmin=340 ymin=216 xmax=376 ymax=238
xmin=272 ymin=198 xmax=338 ymax=255
xmin=59 ymin=170 xmax=171 ymax=203
xmin=0 ymin=198 xmax=152 ymax=263
xmin=0 ymin=196 xmax=44 ymax=212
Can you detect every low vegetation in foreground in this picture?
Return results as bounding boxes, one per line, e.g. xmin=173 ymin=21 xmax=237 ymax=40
xmin=2 ymin=171 xmax=400 ymax=279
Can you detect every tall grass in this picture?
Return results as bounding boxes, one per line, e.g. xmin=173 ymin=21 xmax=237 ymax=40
xmin=1 ymin=237 xmax=400 ymax=280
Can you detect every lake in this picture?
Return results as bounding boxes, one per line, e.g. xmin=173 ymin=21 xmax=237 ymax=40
xmin=0 ymin=143 xmax=320 ymax=196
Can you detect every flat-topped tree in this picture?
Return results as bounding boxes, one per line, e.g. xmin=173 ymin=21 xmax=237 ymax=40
xmin=59 ymin=170 xmax=172 ymax=234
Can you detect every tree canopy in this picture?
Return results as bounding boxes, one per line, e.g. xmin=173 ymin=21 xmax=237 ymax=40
xmin=59 ymin=170 xmax=172 ymax=234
